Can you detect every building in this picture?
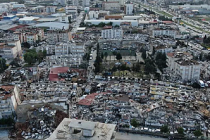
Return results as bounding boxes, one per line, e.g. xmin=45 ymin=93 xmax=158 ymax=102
xmin=124 ymin=1 xmax=134 ymax=15
xmin=0 ymin=40 xmax=22 ymax=59
xmin=47 ymin=118 xmax=116 ymax=140
xmin=84 ymin=19 xmax=138 ymax=26
xmin=19 ymin=16 xmax=39 ymax=24
xmin=152 ymin=27 xmax=177 ymax=38
xmin=0 ymin=85 xmax=21 ymax=119
xmin=167 ymin=52 xmax=200 ymax=82
xmin=102 ymin=2 xmax=120 ymax=11
xmin=56 ymin=0 xmax=67 ymax=5
xmin=167 ymin=52 xmax=193 ymax=71
xmin=101 ymin=27 xmax=123 ymax=39
xmin=34 ymin=22 xmax=70 ymax=30
xmin=46 ymin=6 xmax=56 ymax=13
xmin=106 ymin=0 xmax=125 ymax=5
xmin=46 ymin=29 xmax=72 ymax=44
xmin=83 ymin=0 xmax=90 ymax=7
xmin=174 ymin=59 xmax=201 ymax=82
xmin=13 ymin=27 xmax=44 ymax=44
xmin=66 ymin=6 xmax=77 ymax=19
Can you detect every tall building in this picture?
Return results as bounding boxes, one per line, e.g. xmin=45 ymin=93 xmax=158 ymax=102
xmin=46 ymin=30 xmax=72 ymax=44
xmin=124 ymin=1 xmax=134 ymax=15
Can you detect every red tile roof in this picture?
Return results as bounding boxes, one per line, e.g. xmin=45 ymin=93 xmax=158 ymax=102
xmin=49 ymin=67 xmax=69 ymax=81
xmin=1 ymin=86 xmax=14 ymax=92
xmin=8 ymin=25 xmax=29 ymax=32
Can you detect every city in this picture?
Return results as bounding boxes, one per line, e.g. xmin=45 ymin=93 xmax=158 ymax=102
xmin=0 ymin=0 xmax=210 ymax=140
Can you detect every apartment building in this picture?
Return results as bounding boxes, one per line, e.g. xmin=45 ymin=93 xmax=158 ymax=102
xmin=102 ymin=2 xmax=120 ymax=11
xmin=65 ymin=6 xmax=77 ymax=19
xmin=46 ymin=6 xmax=56 ymax=13
xmin=83 ymin=0 xmax=90 ymax=7
xmin=0 ymin=85 xmax=21 ymax=119
xmin=38 ymin=42 xmax=84 ymax=56
xmin=46 ymin=30 xmax=72 ymax=44
xmin=124 ymin=1 xmax=134 ymax=15
xmin=152 ymin=28 xmax=177 ymax=38
xmin=13 ymin=27 xmax=44 ymax=45
xmin=0 ymin=40 xmax=22 ymax=59
xmin=174 ymin=59 xmax=201 ymax=82
xmin=101 ymin=27 xmax=123 ymax=39
xmin=167 ymin=52 xmax=193 ymax=71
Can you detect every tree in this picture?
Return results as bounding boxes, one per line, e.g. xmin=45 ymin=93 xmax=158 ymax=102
xmin=112 ymin=51 xmax=117 ymax=56
xmin=193 ymin=130 xmax=203 ymax=138
xmin=142 ymin=49 xmax=147 ymax=59
xmin=177 ymin=127 xmax=184 ymax=135
xmin=160 ymin=125 xmax=169 ymax=133
xmin=101 ymin=53 xmax=104 ymax=60
xmin=68 ymin=16 xmax=72 ymax=23
xmin=116 ymin=53 xmax=122 ymax=61
xmin=24 ymin=49 xmax=38 ymax=65
xmin=104 ymin=52 xmax=108 ymax=61
xmin=22 ymin=42 xmax=30 ymax=48
xmin=10 ymin=58 xmax=20 ymax=67
xmin=0 ymin=58 xmax=7 ymax=73
xmin=43 ymin=49 xmax=47 ymax=57
xmin=131 ymin=119 xmax=139 ymax=128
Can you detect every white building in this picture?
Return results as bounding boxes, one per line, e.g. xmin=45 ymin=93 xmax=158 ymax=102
xmin=0 ymin=85 xmax=21 ymax=119
xmin=101 ymin=28 xmax=123 ymax=39
xmin=124 ymin=1 xmax=134 ymax=15
xmin=46 ymin=6 xmax=56 ymax=13
xmin=56 ymin=0 xmax=67 ymax=5
xmin=47 ymin=118 xmax=116 ymax=140
xmin=174 ymin=59 xmax=201 ymax=82
xmin=106 ymin=0 xmax=125 ymax=5
xmin=88 ymin=11 xmax=99 ymax=19
xmin=83 ymin=0 xmax=90 ymax=7
xmin=167 ymin=52 xmax=200 ymax=82
xmin=167 ymin=52 xmax=193 ymax=71
xmin=65 ymin=6 xmax=77 ymax=19
xmin=19 ymin=16 xmax=39 ymax=24
xmin=102 ymin=2 xmax=120 ymax=11
xmin=0 ymin=3 xmax=11 ymax=13
xmin=153 ymin=27 xmax=177 ymax=38
xmin=0 ymin=40 xmax=22 ymax=59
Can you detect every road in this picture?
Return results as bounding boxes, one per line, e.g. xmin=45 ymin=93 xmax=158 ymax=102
xmin=71 ymin=11 xmax=84 ymax=33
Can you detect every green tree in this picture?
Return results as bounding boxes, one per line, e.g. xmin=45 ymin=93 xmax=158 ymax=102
xmin=112 ymin=51 xmax=117 ymax=56
xmin=22 ymin=42 xmax=30 ymax=48
xmin=101 ymin=53 xmax=104 ymax=60
xmin=104 ymin=52 xmax=108 ymax=61
xmin=142 ymin=49 xmax=147 ymax=59
xmin=0 ymin=58 xmax=7 ymax=73
xmin=24 ymin=49 xmax=37 ymax=65
xmin=177 ymin=127 xmax=184 ymax=135
xmin=193 ymin=130 xmax=203 ymax=138
xmin=144 ymin=59 xmax=156 ymax=74
xmin=116 ymin=53 xmax=122 ymax=61
xmin=160 ymin=125 xmax=169 ymax=133
xmin=131 ymin=119 xmax=139 ymax=128
xmin=43 ymin=49 xmax=47 ymax=57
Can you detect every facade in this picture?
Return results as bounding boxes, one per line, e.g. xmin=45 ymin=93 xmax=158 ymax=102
xmin=102 ymin=2 xmax=120 ymax=11
xmin=46 ymin=6 xmax=56 ymax=13
xmin=84 ymin=19 xmax=138 ymax=26
xmin=174 ymin=59 xmax=201 ymax=82
xmin=0 ymin=40 xmax=22 ymax=59
xmin=46 ymin=30 xmax=72 ymax=44
xmin=0 ymin=85 xmax=21 ymax=119
xmin=101 ymin=28 xmax=123 ymax=39
xmin=13 ymin=27 xmax=44 ymax=44
xmin=167 ymin=52 xmax=200 ymax=82
xmin=48 ymin=118 xmax=116 ymax=140
xmin=65 ymin=6 xmax=77 ymax=19
xmin=167 ymin=52 xmax=193 ymax=71
xmin=124 ymin=1 xmax=134 ymax=15
xmin=152 ymin=28 xmax=177 ymax=38
xmin=83 ymin=0 xmax=90 ymax=7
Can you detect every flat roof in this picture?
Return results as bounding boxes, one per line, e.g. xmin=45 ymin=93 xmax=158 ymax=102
xmin=77 ymin=27 xmax=86 ymax=31
xmin=19 ymin=17 xmax=39 ymax=21
xmin=37 ymin=18 xmax=58 ymax=22
xmin=69 ymin=119 xmax=96 ymax=130
xmin=34 ymin=22 xmax=70 ymax=30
